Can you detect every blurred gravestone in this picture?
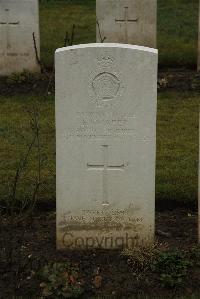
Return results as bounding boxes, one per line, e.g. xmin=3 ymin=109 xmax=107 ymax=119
xmin=0 ymin=0 xmax=40 ymax=75
xmin=55 ymin=43 xmax=158 ymax=249
xmin=96 ymin=0 xmax=157 ymax=48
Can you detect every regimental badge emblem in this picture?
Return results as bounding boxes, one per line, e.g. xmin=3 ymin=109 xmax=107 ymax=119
xmin=92 ymin=72 xmax=120 ymax=101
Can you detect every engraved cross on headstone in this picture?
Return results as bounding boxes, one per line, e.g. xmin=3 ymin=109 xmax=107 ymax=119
xmin=115 ymin=6 xmax=138 ymax=43
xmin=0 ymin=9 xmax=20 ymax=49
xmin=87 ymin=145 xmax=125 ymax=206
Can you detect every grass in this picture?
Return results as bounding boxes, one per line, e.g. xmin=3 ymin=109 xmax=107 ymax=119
xmin=0 ymin=91 xmax=199 ymax=205
xmin=0 ymin=95 xmax=55 ymax=203
xmin=156 ymin=92 xmax=199 ymax=205
xmin=40 ymin=0 xmax=96 ymax=68
xmin=39 ymin=0 xmax=199 ymax=68
xmin=158 ymin=0 xmax=199 ymax=67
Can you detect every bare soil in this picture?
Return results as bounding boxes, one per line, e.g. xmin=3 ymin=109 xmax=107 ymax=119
xmin=0 ymin=208 xmax=199 ymax=298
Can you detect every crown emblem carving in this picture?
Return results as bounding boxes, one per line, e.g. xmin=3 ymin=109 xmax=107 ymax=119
xmin=97 ymin=56 xmax=114 ymax=67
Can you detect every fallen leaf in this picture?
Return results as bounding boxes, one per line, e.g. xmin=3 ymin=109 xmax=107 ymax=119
xmin=63 ymin=271 xmax=69 ymax=280
xmin=69 ymin=275 xmax=76 ymax=284
xmin=93 ymin=275 xmax=102 ymax=288
xmin=42 ymin=287 xmax=53 ymax=297
xmin=40 ymin=282 xmax=46 ymax=288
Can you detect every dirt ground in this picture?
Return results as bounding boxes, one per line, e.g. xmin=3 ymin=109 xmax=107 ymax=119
xmin=0 ymin=208 xmax=199 ymax=298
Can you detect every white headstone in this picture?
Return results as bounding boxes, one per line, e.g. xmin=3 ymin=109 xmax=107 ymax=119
xmin=56 ymin=43 xmax=158 ymax=250
xmin=96 ymin=0 xmax=157 ymax=48
xmin=0 ymin=0 xmax=40 ymax=76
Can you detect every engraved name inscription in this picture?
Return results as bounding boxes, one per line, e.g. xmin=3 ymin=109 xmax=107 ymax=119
xmin=65 ymin=111 xmax=136 ymax=139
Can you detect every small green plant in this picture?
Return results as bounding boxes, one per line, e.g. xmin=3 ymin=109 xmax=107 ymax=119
xmin=38 ymin=262 xmax=84 ymax=298
xmin=152 ymin=250 xmax=191 ymax=288
xmin=6 ymin=70 xmax=43 ymax=85
xmin=189 ymin=245 xmax=200 ymax=267
xmin=121 ymin=242 xmax=159 ymax=279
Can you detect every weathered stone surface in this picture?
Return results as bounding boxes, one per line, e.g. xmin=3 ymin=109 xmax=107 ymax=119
xmin=56 ymin=43 xmax=158 ymax=249
xmin=96 ymin=0 xmax=157 ymax=48
xmin=0 ymin=0 xmax=40 ymax=75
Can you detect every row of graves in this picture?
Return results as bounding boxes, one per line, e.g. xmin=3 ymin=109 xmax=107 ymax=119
xmin=0 ymin=0 xmax=200 ymax=249
xmin=3 ymin=0 xmax=200 ymax=75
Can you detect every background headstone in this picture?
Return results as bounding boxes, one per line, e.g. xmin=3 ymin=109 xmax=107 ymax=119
xmin=0 ymin=0 xmax=40 ymax=76
xmin=96 ymin=0 xmax=157 ymax=48
xmin=56 ymin=43 xmax=158 ymax=250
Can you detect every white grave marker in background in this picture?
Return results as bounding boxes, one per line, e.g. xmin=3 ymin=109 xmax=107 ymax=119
xmin=56 ymin=43 xmax=158 ymax=249
xmin=96 ymin=0 xmax=157 ymax=48
xmin=0 ymin=0 xmax=40 ymax=75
